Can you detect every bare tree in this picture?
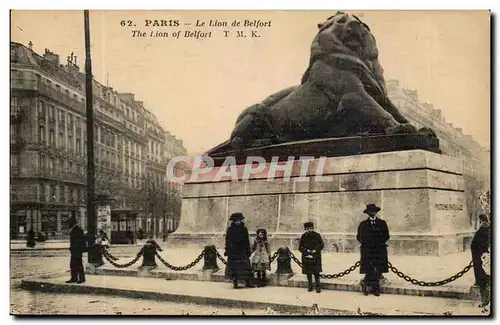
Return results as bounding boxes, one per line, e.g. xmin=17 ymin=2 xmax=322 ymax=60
xmin=132 ymin=176 xmax=182 ymax=239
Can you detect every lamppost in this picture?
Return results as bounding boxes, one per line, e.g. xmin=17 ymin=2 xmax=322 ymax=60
xmin=84 ymin=10 xmax=96 ymax=263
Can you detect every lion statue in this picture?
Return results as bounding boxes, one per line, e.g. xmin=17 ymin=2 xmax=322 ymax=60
xmin=208 ymin=12 xmax=434 ymax=153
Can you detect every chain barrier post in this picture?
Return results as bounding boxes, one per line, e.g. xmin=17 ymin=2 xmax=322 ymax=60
xmin=85 ymin=232 xmax=104 ymax=275
xmin=201 ymin=245 xmax=219 ymax=281
xmin=139 ymin=240 xmax=162 ymax=270
xmin=202 ymin=245 xmax=219 ymax=270
xmin=270 ymin=247 xmax=294 ymax=286
xmin=276 ymin=247 xmax=294 ymax=274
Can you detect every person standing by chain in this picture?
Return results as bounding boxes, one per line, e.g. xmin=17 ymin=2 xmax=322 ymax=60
xmin=299 ymin=221 xmax=324 ymax=293
xmin=356 ymin=204 xmax=390 ymax=296
xmin=471 ymin=214 xmax=491 ymax=308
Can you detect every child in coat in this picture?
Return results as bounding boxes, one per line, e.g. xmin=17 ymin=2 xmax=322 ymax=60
xmin=299 ymin=221 xmax=324 ymax=293
xmin=251 ymin=228 xmax=271 ymax=287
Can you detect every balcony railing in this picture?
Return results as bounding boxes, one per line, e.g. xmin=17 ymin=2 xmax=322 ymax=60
xmin=12 ymin=78 xmax=125 ymax=129
xmin=10 ymin=167 xmax=85 ymax=184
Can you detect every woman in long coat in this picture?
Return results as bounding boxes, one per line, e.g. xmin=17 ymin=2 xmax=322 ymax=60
xmin=356 ymin=204 xmax=390 ymax=296
xmin=224 ymin=213 xmax=254 ymax=289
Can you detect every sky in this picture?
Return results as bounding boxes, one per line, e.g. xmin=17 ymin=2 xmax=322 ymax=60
xmin=10 ymin=10 xmax=490 ymax=155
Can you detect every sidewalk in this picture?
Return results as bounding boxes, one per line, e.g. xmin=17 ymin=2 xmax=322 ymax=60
xmin=85 ymin=247 xmax=479 ymax=300
xmin=21 ymin=275 xmax=485 ymax=316
xmin=106 ymin=248 xmax=476 ymax=288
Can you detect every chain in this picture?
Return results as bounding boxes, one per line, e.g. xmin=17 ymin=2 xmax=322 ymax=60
xmin=101 ymin=249 xmax=119 ymax=261
xmin=289 ymin=251 xmax=360 ymax=279
xmin=102 ymin=249 xmax=143 ymax=268
xmin=289 ymin=251 xmax=303 ymax=268
xmin=320 ymin=261 xmax=362 ymax=279
xmin=388 ymin=261 xmax=474 ymax=286
xmin=269 ymin=251 xmax=279 ymax=263
xmin=215 ymin=249 xmax=227 ymax=265
xmin=155 ymin=250 xmax=205 ymax=271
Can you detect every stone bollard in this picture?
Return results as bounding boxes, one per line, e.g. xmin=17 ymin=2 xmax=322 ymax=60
xmin=276 ymin=247 xmax=294 ymax=274
xmin=140 ymin=240 xmax=161 ymax=268
xmin=86 ymin=233 xmax=104 ymax=267
xmin=202 ymin=245 xmax=220 ymax=270
xmin=273 ymin=247 xmax=294 ymax=286
xmin=200 ymin=245 xmax=220 ymax=281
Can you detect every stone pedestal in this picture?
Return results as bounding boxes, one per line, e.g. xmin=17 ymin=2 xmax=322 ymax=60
xmin=167 ymin=150 xmax=473 ymax=256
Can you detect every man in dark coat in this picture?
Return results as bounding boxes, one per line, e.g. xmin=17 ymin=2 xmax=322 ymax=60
xmin=471 ymin=214 xmax=490 ymax=306
xmin=224 ymin=212 xmax=254 ymax=289
xmin=66 ymin=217 xmax=87 ymax=284
xmin=356 ymin=204 xmax=390 ymax=296
xmin=299 ymin=221 xmax=325 ymax=293
xmin=26 ymin=229 xmax=36 ymax=248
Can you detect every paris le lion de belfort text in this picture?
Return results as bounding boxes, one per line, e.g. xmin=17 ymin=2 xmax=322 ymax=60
xmin=122 ymin=18 xmax=273 ymax=40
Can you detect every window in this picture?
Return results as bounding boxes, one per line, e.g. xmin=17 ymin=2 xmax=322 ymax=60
xmin=72 ymin=188 xmax=78 ymax=203
xmin=58 ymin=131 xmax=64 ymax=148
xmin=51 ymin=186 xmax=57 ymax=202
xmin=39 ymin=183 xmax=45 ymax=201
xmin=38 ymin=101 xmax=46 ymax=117
xmin=59 ymin=159 xmax=64 ymax=173
xmin=49 ymin=130 xmax=55 ymax=147
xmin=54 ymin=185 xmax=60 ymax=202
xmin=64 ymin=186 xmax=69 ymax=203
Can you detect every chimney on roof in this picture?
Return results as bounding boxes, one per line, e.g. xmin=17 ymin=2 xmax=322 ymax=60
xmin=28 ymin=41 xmax=33 ymax=50
xmin=408 ymin=90 xmax=418 ymax=102
xmin=43 ymin=49 xmax=60 ymax=66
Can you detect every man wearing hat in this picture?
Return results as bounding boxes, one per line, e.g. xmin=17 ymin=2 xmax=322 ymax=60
xmin=356 ymin=204 xmax=390 ymax=296
xmin=66 ymin=216 xmax=87 ymax=284
xmin=224 ymin=212 xmax=254 ymax=289
xmin=298 ymin=221 xmax=324 ymax=293
xmin=471 ymin=214 xmax=491 ymax=307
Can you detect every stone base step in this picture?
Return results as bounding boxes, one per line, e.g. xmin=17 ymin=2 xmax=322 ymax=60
xmin=87 ymin=264 xmax=479 ymax=300
xmin=21 ymin=275 xmax=486 ymax=316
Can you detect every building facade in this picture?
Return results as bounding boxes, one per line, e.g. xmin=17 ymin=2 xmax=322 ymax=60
xmin=386 ymin=79 xmax=490 ymax=222
xmin=10 ymin=42 xmax=188 ymax=239
xmin=386 ymin=79 xmax=490 ymax=182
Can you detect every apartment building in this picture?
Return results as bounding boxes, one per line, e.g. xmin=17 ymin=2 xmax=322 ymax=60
xmin=10 ymin=42 xmax=187 ymax=239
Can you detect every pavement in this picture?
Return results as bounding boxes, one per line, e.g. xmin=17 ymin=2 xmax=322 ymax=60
xmin=21 ymin=275 xmax=486 ymax=316
xmin=97 ymin=247 xmax=477 ymax=288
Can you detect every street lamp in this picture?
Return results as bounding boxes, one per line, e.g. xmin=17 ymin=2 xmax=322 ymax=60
xmin=84 ymin=10 xmax=96 ymax=263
